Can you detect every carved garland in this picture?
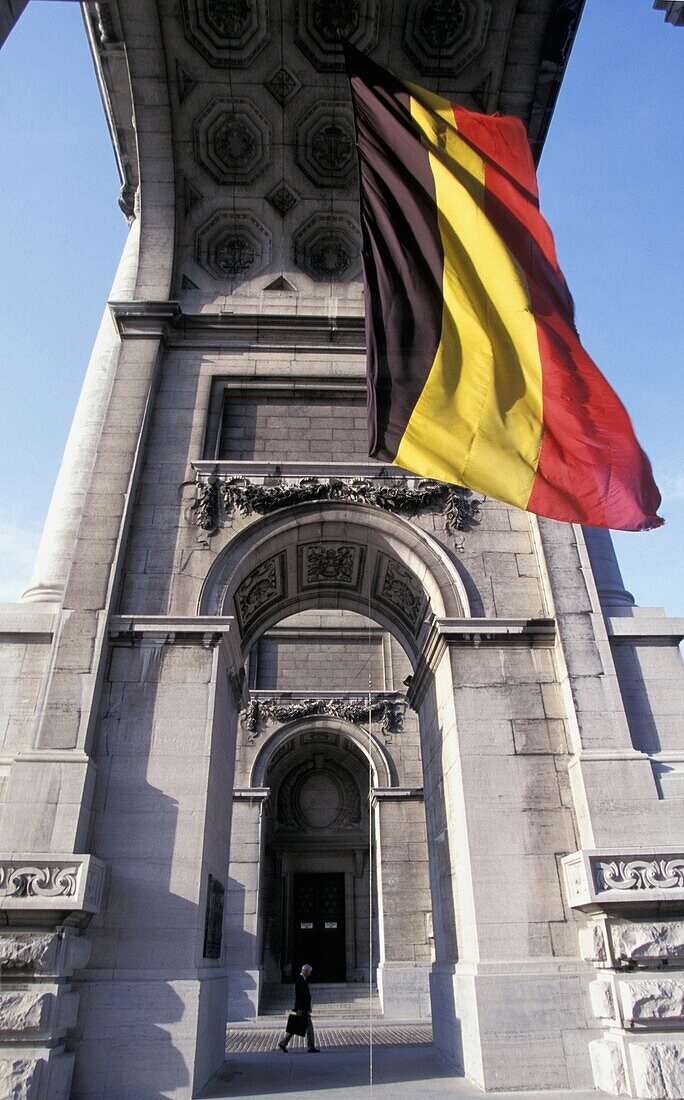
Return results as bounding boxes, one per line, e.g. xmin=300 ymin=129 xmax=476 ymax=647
xmin=187 ymin=474 xmax=481 ymax=547
xmin=241 ymin=694 xmax=405 ymax=743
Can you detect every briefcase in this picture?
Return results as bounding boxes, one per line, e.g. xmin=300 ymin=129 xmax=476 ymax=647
xmin=286 ymin=1012 xmax=308 ymax=1037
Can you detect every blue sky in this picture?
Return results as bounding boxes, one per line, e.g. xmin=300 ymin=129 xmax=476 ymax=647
xmin=0 ymin=2 xmax=682 ymax=613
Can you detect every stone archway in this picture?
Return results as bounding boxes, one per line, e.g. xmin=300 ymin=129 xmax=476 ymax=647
xmin=212 ymin=505 xmax=463 ymax=1025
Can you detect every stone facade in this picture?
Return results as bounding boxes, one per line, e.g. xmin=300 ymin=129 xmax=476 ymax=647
xmin=2 ymin=2 xmax=684 ymax=1098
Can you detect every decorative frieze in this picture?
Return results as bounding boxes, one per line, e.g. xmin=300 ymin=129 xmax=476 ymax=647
xmin=240 ymin=693 xmax=405 ymax=743
xmin=234 ymin=553 xmax=286 ymax=632
xmin=0 ymin=855 xmax=104 ymax=914
xmin=187 ymin=472 xmax=481 ymax=549
xmin=562 ymin=849 xmax=684 ymax=910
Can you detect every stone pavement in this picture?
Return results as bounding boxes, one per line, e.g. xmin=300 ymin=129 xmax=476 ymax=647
xmin=199 ymin=1024 xmax=598 ymax=1099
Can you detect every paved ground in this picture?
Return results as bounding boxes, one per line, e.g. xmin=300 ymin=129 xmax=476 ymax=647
xmin=199 ymin=1023 xmax=598 ymax=1099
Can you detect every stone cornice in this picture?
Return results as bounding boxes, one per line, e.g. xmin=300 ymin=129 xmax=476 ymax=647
xmin=109 ymin=614 xmax=234 ymax=645
xmin=371 ymin=787 xmax=424 ymax=804
xmin=233 ymin=788 xmax=270 ymax=802
xmin=606 ymin=615 xmax=684 ymax=645
xmin=407 ymin=616 xmax=556 ymax=709
xmin=109 ymin=302 xmax=366 ymax=349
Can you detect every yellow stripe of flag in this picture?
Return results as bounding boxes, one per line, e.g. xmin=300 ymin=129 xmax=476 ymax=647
xmin=394 ymin=87 xmax=544 ymax=509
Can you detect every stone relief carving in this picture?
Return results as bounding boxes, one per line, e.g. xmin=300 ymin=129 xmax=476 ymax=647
xmin=240 ymin=694 xmax=405 ymax=744
xmin=194 ymin=97 xmax=271 ymax=184
xmin=402 ymin=0 xmax=491 ymax=76
xmin=595 ymin=859 xmax=684 ymax=892
xmin=295 ymin=0 xmax=379 ymax=71
xmin=296 ymin=104 xmax=356 ymax=188
xmin=181 ymin=0 xmax=270 ymax=67
xmin=234 ymin=554 xmax=286 ymax=629
xmin=195 ymin=209 xmax=271 ymax=282
xmin=188 ymin=473 xmax=481 ymax=548
xmin=277 ymin=760 xmax=362 ymax=831
xmin=265 ymin=66 xmax=301 ymax=105
xmin=267 ymin=182 xmax=299 ymax=217
xmin=306 ymin=544 xmax=354 ymax=584
xmin=294 ymin=213 xmax=360 ymax=280
xmin=0 ymin=864 xmax=78 ymax=899
xmin=376 ymin=557 xmax=426 ymax=632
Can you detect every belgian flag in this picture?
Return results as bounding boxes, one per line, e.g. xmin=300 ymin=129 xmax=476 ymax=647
xmin=345 ymin=44 xmax=662 ymax=532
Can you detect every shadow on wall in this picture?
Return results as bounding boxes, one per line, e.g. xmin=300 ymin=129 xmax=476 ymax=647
xmin=420 ymin=675 xmax=463 ymax=1075
xmin=71 ymin=641 xmax=217 ymax=1097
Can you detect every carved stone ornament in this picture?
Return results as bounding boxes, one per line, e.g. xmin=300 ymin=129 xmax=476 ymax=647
xmin=596 ymin=859 xmax=684 ymax=892
xmin=296 ymin=104 xmax=356 ymax=188
xmin=295 ymin=0 xmax=379 ymax=71
xmin=375 ymin=555 xmax=426 ymax=633
xmin=0 ymin=864 xmax=78 ymax=899
xmin=402 ymin=0 xmax=491 ymax=76
xmin=299 ymin=541 xmax=365 ymax=591
xmin=234 ymin=553 xmax=286 ymax=630
xmin=195 ymin=209 xmax=271 ymax=283
xmin=562 ymin=850 xmax=684 ymax=910
xmin=267 ymin=181 xmax=299 ymax=218
xmin=194 ymin=97 xmax=271 ymax=185
xmin=181 ymin=0 xmax=270 ymax=67
xmin=277 ymin=760 xmax=362 ymax=832
xmin=265 ymin=66 xmax=301 ymax=105
xmin=187 ymin=473 xmax=482 ymax=547
xmin=240 ymin=694 xmax=405 ymax=743
xmin=0 ymin=856 xmax=105 ymax=913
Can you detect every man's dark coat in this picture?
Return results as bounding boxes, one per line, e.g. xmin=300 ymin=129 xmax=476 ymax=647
xmin=293 ymin=974 xmax=311 ymax=1013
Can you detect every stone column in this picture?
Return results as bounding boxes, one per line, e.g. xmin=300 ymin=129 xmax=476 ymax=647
xmin=0 ymin=1 xmax=28 ymax=49
xmin=22 ymin=216 xmax=141 ymax=605
xmin=225 ymin=788 xmax=269 ymax=1020
xmin=373 ymin=789 xmax=431 ymax=1020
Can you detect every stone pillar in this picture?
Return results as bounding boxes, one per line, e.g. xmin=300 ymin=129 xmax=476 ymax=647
xmin=0 ymin=854 xmax=105 ymax=1100
xmin=583 ymin=526 xmax=635 ymax=611
xmin=410 ymin=617 xmax=591 ymax=1092
xmin=373 ymin=789 xmax=431 ymax=1020
xmin=225 ymin=788 xmax=269 ymax=1020
xmin=69 ymin=618 xmax=243 ymax=1099
xmin=22 ymin=217 xmax=141 ymax=606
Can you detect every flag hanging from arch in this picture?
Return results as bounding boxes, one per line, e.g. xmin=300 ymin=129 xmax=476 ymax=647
xmin=345 ymin=44 xmax=662 ymax=532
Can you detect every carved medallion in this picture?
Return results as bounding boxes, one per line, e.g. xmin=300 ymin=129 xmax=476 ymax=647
xmin=299 ymin=541 xmax=365 ymax=590
xmin=277 ymin=760 xmax=361 ymax=832
xmin=294 ymin=214 xmax=360 ymax=281
xmin=195 ymin=209 xmax=271 ymax=283
xmin=181 ymin=0 xmax=270 ymax=67
xmin=295 ymin=0 xmax=378 ymax=71
xmin=296 ymin=103 xmax=356 ymax=188
xmin=194 ymin=97 xmax=270 ymax=184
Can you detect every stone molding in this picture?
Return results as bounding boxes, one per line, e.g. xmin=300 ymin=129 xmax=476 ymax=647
xmin=371 ymin=787 xmax=424 ymax=803
xmin=562 ymin=849 xmax=684 ymax=911
xmin=0 ymin=854 xmax=104 ymax=915
xmin=606 ymin=615 xmax=684 ymax=645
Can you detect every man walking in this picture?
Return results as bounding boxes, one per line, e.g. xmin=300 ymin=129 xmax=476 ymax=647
xmin=278 ymin=963 xmax=320 ymax=1053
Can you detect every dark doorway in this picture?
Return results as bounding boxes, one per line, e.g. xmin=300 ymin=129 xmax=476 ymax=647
xmin=292 ymin=872 xmax=346 ymax=982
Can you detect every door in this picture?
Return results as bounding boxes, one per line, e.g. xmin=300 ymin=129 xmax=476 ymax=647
xmin=291 ymin=872 xmax=346 ymax=982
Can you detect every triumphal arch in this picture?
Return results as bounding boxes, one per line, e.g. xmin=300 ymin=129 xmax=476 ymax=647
xmin=1 ymin=2 xmax=684 ymax=1097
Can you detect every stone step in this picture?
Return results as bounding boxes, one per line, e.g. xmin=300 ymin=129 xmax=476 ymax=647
xmin=260 ymin=982 xmax=382 ymax=1018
